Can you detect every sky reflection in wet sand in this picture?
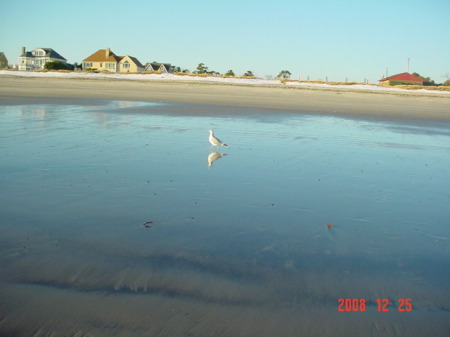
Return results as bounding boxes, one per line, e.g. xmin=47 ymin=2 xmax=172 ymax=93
xmin=0 ymin=100 xmax=449 ymax=336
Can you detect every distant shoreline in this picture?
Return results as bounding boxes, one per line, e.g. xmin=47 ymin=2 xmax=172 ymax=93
xmin=2 ymin=70 xmax=450 ymax=96
xmin=1 ymin=72 xmax=449 ymax=123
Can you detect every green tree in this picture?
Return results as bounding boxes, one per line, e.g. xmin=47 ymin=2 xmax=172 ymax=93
xmin=277 ymin=70 xmax=291 ymax=79
xmin=196 ymin=63 xmax=209 ymax=74
xmin=412 ymin=72 xmax=435 ymax=86
xmin=225 ymin=70 xmax=235 ymax=77
xmin=442 ymin=72 xmax=450 ymax=86
xmin=243 ymin=70 xmax=254 ymax=77
xmin=44 ymin=61 xmax=68 ymax=70
xmin=195 ymin=63 xmax=220 ymax=75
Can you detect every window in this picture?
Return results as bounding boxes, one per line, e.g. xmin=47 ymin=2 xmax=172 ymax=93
xmin=123 ymin=61 xmax=130 ymax=69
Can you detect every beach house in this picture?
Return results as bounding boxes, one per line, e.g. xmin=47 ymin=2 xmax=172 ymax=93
xmin=18 ymin=47 xmax=67 ymax=70
xmin=379 ymin=72 xmax=424 ymax=86
xmin=145 ymin=62 xmax=173 ymax=73
xmin=0 ymin=52 xmax=8 ymax=68
xmin=82 ymin=48 xmax=145 ymax=73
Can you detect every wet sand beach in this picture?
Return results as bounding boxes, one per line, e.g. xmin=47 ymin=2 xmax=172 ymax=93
xmin=0 ymin=75 xmax=449 ymax=123
xmin=1 ymin=75 xmax=450 ymax=336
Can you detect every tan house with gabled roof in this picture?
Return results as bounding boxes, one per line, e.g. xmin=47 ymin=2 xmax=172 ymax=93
xmin=119 ymin=55 xmax=144 ymax=73
xmin=82 ymin=48 xmax=144 ymax=73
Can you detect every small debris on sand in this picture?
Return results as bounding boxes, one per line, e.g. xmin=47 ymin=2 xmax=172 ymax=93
xmin=142 ymin=221 xmax=153 ymax=228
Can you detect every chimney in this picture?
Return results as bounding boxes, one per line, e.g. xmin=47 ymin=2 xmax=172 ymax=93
xmin=105 ymin=48 xmax=110 ymax=58
xmin=21 ymin=47 xmax=26 ymax=56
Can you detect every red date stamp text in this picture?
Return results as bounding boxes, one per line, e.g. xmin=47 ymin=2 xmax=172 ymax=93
xmin=338 ymin=298 xmax=412 ymax=312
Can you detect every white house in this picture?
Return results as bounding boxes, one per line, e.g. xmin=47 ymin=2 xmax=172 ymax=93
xmin=18 ymin=47 xmax=67 ymax=71
xmin=145 ymin=62 xmax=173 ymax=73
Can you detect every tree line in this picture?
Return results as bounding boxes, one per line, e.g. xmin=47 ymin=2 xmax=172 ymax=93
xmin=412 ymin=72 xmax=450 ymax=86
xmin=41 ymin=60 xmax=450 ymax=85
xmin=177 ymin=63 xmax=292 ymax=79
xmin=43 ymin=60 xmax=291 ymax=79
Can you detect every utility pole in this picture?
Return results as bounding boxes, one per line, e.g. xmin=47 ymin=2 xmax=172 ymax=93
xmin=407 ymin=58 xmax=410 ymax=73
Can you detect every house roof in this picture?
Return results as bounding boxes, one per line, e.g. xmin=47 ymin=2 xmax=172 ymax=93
xmin=20 ymin=48 xmax=67 ymax=61
xmin=41 ymin=48 xmax=67 ymax=61
xmin=126 ymin=56 xmax=144 ymax=68
xmin=145 ymin=62 xmax=172 ymax=71
xmin=83 ymin=49 xmax=144 ymax=67
xmin=83 ymin=49 xmax=121 ymax=62
xmin=379 ymin=72 xmax=423 ymax=82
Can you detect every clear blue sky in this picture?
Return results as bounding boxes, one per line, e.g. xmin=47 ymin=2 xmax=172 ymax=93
xmin=1 ymin=0 xmax=449 ymax=83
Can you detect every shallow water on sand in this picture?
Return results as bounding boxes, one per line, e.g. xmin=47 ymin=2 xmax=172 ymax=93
xmin=1 ymin=99 xmax=449 ymax=336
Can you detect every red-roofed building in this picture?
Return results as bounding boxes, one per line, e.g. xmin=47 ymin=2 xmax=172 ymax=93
xmin=379 ymin=72 xmax=424 ymax=86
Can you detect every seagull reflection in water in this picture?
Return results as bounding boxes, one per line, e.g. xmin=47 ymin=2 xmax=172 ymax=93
xmin=207 ymin=152 xmax=227 ymax=167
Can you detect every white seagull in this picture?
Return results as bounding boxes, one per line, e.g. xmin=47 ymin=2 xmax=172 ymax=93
xmin=208 ymin=129 xmax=228 ymax=149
